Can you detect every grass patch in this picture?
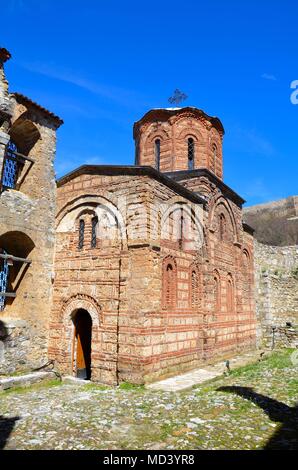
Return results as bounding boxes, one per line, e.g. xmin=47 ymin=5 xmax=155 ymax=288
xmin=285 ymin=378 xmax=298 ymax=398
xmin=191 ymin=349 xmax=296 ymax=395
xmin=1 ymin=369 xmax=32 ymax=378
xmin=1 ymin=379 xmax=61 ymax=395
xmin=118 ymin=381 xmax=145 ymax=391
xmin=81 ymin=383 xmax=110 ymax=391
xmin=159 ymin=422 xmax=177 ymax=440
xmin=228 ymin=349 xmax=295 ymax=378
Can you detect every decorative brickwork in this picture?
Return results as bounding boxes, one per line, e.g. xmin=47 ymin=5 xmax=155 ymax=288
xmin=134 ymin=108 xmax=224 ymax=179
xmin=0 ymin=49 xmax=257 ymax=383
xmin=49 ymin=107 xmax=256 ymax=384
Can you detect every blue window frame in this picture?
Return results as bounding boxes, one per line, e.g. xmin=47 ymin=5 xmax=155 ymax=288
xmin=2 ymin=141 xmax=19 ymax=189
xmin=0 ymin=250 xmax=9 ymax=311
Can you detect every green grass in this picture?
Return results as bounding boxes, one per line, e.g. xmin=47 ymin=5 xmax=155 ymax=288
xmin=159 ymin=422 xmax=177 ymax=440
xmin=285 ymin=378 xmax=298 ymax=398
xmin=81 ymin=383 xmax=110 ymax=391
xmin=0 ymin=379 xmax=61 ymax=395
xmin=228 ymin=348 xmax=295 ymax=378
xmin=118 ymin=381 xmax=145 ymax=391
xmin=0 ymin=348 xmax=297 ymax=450
xmin=0 ymin=369 xmax=32 ymax=378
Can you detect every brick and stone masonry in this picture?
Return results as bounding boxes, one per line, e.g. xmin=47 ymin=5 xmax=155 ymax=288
xmin=0 ymin=49 xmax=257 ymax=383
xmin=48 ymin=108 xmax=256 ymax=385
xmin=244 ymin=199 xmax=298 ymax=349
xmin=0 ymin=48 xmax=63 ymax=374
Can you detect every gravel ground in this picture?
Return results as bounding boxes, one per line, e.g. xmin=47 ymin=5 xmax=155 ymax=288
xmin=0 ymin=349 xmax=297 ymax=450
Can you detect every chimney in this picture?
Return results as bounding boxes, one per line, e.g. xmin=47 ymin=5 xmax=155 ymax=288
xmin=0 ymin=47 xmax=13 ymax=122
xmin=0 ymin=48 xmax=11 ymax=65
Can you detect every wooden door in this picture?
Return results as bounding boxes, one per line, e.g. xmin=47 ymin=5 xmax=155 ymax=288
xmin=73 ymin=309 xmax=92 ymax=379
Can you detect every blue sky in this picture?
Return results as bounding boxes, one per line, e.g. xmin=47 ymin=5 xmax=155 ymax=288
xmin=1 ymin=0 xmax=297 ymax=206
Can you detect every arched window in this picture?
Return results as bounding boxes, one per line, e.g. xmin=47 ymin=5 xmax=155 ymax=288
xmin=212 ymin=144 xmax=217 ymax=172
xmin=227 ymin=276 xmax=234 ymax=313
xmin=188 ymin=138 xmax=195 ymax=170
xmin=190 ymin=269 xmax=200 ymax=308
xmin=91 ymin=216 xmax=98 ymax=248
xmin=155 ymin=139 xmax=161 ymax=171
xmin=78 ymin=219 xmax=85 ymax=250
xmin=163 ymin=259 xmax=176 ymax=308
xmin=179 ymin=208 xmax=184 ymax=249
xmin=243 ymin=250 xmax=252 ymax=308
xmin=0 ymin=232 xmax=34 ymax=312
xmin=243 ymin=250 xmax=250 ymax=270
xmin=219 ymin=213 xmax=226 ymax=241
xmin=2 ymin=141 xmax=20 ymax=189
xmin=214 ymin=272 xmax=220 ymax=313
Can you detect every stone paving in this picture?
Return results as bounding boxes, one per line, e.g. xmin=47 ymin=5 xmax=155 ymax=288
xmin=0 ymin=349 xmax=297 ymax=450
xmin=147 ymin=350 xmax=260 ymax=391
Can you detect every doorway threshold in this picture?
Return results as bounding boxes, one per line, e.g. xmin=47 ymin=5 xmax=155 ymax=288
xmin=62 ymin=376 xmax=92 ymax=385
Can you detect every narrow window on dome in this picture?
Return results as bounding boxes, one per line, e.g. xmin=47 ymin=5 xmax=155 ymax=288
xmin=188 ymin=138 xmax=195 ymax=170
xmin=212 ymin=144 xmax=217 ymax=172
xmin=155 ymin=139 xmax=161 ymax=170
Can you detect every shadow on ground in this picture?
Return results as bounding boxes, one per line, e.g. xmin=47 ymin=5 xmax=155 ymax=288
xmin=0 ymin=415 xmax=20 ymax=450
xmin=217 ymin=386 xmax=298 ymax=450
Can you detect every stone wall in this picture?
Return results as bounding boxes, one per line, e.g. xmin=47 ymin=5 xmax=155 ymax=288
xmin=254 ymin=241 xmax=298 ymax=348
xmin=0 ymin=51 xmax=62 ymax=375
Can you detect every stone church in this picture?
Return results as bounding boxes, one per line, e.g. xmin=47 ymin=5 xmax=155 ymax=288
xmin=0 ymin=48 xmax=256 ymax=385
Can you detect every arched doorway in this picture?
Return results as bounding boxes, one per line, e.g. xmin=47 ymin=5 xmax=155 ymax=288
xmin=0 ymin=231 xmax=35 ymax=311
xmin=72 ymin=309 xmax=92 ymax=380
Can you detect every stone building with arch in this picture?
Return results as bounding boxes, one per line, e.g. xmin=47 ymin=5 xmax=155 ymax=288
xmin=0 ymin=48 xmax=63 ymax=372
xmin=49 ymin=108 xmax=256 ymax=385
xmin=0 ymin=48 xmax=256 ymax=383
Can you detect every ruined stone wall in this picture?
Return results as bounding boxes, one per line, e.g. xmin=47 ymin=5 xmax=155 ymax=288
xmin=0 ymin=53 xmax=61 ymax=374
xmin=254 ymin=241 xmax=298 ymax=348
xmin=0 ymin=108 xmax=58 ymax=373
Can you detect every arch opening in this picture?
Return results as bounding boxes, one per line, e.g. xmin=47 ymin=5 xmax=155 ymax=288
xmin=0 ymin=231 xmax=35 ymax=310
xmin=72 ymin=308 xmax=92 ymax=380
xmin=9 ymin=118 xmax=41 ymax=156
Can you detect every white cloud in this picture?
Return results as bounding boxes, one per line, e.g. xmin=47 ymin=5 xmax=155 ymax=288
xmin=19 ymin=61 xmax=146 ymax=108
xmin=261 ymin=73 xmax=277 ymax=81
